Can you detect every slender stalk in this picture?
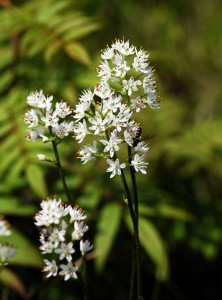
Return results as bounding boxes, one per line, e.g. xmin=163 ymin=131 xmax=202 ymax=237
xmin=77 ymin=271 xmax=92 ymax=300
xmin=51 ymin=139 xmax=72 ymax=203
xmin=120 ymin=169 xmax=143 ymax=300
xmin=128 ymin=145 xmax=139 ymax=223
xmin=128 ymin=145 xmax=143 ymax=298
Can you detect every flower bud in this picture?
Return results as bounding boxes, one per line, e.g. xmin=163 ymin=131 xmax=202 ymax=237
xmin=37 ymin=154 xmax=47 ymax=161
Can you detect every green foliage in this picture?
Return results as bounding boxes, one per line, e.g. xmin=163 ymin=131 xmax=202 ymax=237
xmin=94 ymin=202 xmax=122 ymax=273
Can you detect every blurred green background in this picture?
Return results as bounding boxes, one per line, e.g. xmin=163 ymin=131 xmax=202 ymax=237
xmin=0 ymin=0 xmax=222 ymax=299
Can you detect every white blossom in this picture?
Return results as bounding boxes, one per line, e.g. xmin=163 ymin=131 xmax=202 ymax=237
xmin=43 ymin=259 xmax=58 ymax=278
xmin=106 ymin=158 xmax=126 ymax=178
xmin=35 ymin=197 xmax=92 ymax=281
xmin=72 ymin=221 xmax=89 ymax=240
xmin=55 ymin=242 xmax=75 ymax=262
xmin=59 ymin=262 xmax=78 ymax=281
xmin=80 ymin=240 xmax=93 ymax=255
xmin=131 ymin=154 xmax=148 ymax=174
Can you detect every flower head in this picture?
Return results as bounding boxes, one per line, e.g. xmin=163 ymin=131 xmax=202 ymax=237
xmin=73 ymin=39 xmax=160 ymax=176
xmin=35 ymin=197 xmax=93 ymax=281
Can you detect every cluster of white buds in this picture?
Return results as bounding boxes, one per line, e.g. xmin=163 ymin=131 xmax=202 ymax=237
xmin=73 ymin=39 xmax=160 ymax=177
xmin=24 ymin=90 xmax=74 ymax=142
xmin=34 ymin=197 xmax=93 ymax=281
xmin=0 ymin=216 xmax=16 ymax=266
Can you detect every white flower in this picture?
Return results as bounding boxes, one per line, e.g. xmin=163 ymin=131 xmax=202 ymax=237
xmin=101 ymin=47 xmax=114 ymax=59
xmin=80 ymin=240 xmax=93 ymax=255
xmin=41 ymin=110 xmax=59 ymax=128
xmin=98 ymin=60 xmax=112 ymax=81
xmin=35 ymin=198 xmax=69 ymax=227
xmin=111 ymin=39 xmax=135 ymax=56
xmin=112 ymin=54 xmax=130 ymax=77
xmin=39 ymin=241 xmax=54 ymax=254
xmin=55 ymin=242 xmax=75 ymax=262
xmin=69 ymin=206 xmax=87 ymax=222
xmin=27 ymin=90 xmax=53 ymax=110
xmin=0 ymin=244 xmax=16 ymax=264
xmin=26 ymin=128 xmax=45 ymax=142
xmin=106 ymin=158 xmax=126 ymax=178
xmin=53 ymin=121 xmax=74 ymax=138
xmin=24 ymin=109 xmax=39 ymax=128
xmin=109 ymin=104 xmax=132 ymax=132
xmin=122 ymin=77 xmax=142 ymax=96
xmin=134 ymin=142 xmax=149 ymax=154
xmin=94 ymin=82 xmax=113 ymax=100
xmin=35 ymin=198 xmax=92 ymax=280
xmin=59 ymin=262 xmax=78 ymax=281
xmin=55 ymin=102 xmax=72 ymax=118
xmin=49 ymin=227 xmax=66 ymax=248
xmin=78 ymin=141 xmax=98 ymax=164
xmin=132 ymin=49 xmax=149 ymax=73
xmin=0 ymin=219 xmax=11 ymax=236
xmin=73 ymin=120 xmax=88 ymax=143
xmin=131 ymin=154 xmax=148 ymax=174
xmin=130 ymin=97 xmax=147 ymax=112
xmin=43 ymin=259 xmax=58 ymax=278
xmin=124 ymin=130 xmax=133 ymax=146
xmin=88 ymin=111 xmax=108 ymax=135
xmin=100 ymin=129 xmax=122 ymax=158
xmin=72 ymin=221 xmax=88 ymax=240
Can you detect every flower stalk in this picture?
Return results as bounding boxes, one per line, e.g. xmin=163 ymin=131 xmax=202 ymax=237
xmin=51 ymin=138 xmax=72 ymax=204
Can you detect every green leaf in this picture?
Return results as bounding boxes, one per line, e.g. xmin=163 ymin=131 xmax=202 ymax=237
xmin=4 ymin=157 xmax=26 ymax=186
xmin=94 ymin=203 xmax=122 ymax=273
xmin=63 ymin=22 xmax=100 ymax=42
xmin=0 ymin=228 xmax=43 ymax=268
xmin=156 ymin=204 xmax=194 ymax=221
xmin=64 ymin=42 xmax=91 ymax=66
xmin=0 ymin=267 xmax=27 ymax=297
xmin=125 ymin=215 xmax=169 ymax=281
xmin=0 ymin=146 xmax=20 ymax=175
xmin=26 ymin=164 xmax=48 ymax=198
xmin=44 ymin=41 xmax=60 ymax=62
xmin=0 ymin=197 xmax=36 ymax=216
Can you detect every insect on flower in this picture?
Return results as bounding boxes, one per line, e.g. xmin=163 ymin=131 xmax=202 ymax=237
xmin=132 ymin=126 xmax=142 ymax=147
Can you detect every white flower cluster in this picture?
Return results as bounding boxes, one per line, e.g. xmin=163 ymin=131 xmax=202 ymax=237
xmin=35 ymin=197 xmax=93 ymax=281
xmin=73 ymin=39 xmax=159 ymax=177
xmin=24 ymin=90 xmax=74 ymax=142
xmin=0 ymin=217 xmax=16 ymax=265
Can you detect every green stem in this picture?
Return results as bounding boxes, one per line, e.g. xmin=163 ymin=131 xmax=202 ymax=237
xmin=128 ymin=145 xmax=139 ymax=223
xmin=77 ymin=271 xmax=92 ymax=300
xmin=120 ymin=169 xmax=143 ymax=300
xmin=51 ymin=139 xmax=72 ymax=203
xmin=128 ymin=145 xmax=142 ymax=299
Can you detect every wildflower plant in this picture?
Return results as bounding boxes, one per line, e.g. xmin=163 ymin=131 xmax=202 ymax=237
xmin=24 ymin=91 xmax=93 ymax=297
xmin=73 ymin=39 xmax=160 ymax=299
xmin=24 ymin=39 xmax=160 ymax=300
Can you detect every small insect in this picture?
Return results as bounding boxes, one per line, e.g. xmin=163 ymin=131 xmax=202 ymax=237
xmin=132 ymin=126 xmax=142 ymax=147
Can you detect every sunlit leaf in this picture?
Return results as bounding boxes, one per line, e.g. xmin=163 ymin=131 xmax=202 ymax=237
xmin=156 ymin=204 xmax=194 ymax=221
xmin=94 ymin=203 xmax=122 ymax=273
xmin=125 ymin=215 xmax=169 ymax=281
xmin=26 ymin=164 xmax=48 ymax=198
xmin=64 ymin=42 xmax=91 ymax=66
